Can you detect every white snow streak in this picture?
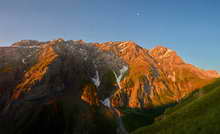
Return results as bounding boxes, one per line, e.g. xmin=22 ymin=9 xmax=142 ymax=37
xmin=162 ymin=49 xmax=173 ymax=58
xmin=91 ymin=70 xmax=101 ymax=88
xmin=101 ymin=98 xmax=111 ymax=108
xmin=120 ymin=46 xmax=128 ymax=52
xmin=22 ymin=58 xmax=26 ymax=64
xmin=17 ymin=46 xmax=40 ymax=48
xmin=118 ymin=42 xmax=127 ymax=47
xmin=113 ymin=66 xmax=128 ymax=89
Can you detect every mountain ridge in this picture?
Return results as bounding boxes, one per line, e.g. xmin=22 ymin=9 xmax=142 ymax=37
xmin=3 ymin=39 xmax=220 ymax=108
xmin=0 ymin=39 xmax=219 ymax=134
xmin=8 ymin=38 xmax=220 ymax=77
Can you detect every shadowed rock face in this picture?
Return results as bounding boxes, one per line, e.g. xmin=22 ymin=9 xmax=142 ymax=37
xmin=0 ymin=39 xmax=219 ymax=134
xmin=0 ymin=39 xmax=126 ymax=134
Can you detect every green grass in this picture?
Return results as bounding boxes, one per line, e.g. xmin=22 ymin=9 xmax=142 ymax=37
xmin=133 ymin=78 xmax=220 ymax=134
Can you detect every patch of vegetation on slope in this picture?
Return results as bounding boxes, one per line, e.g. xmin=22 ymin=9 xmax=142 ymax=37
xmin=133 ymin=78 xmax=220 ymax=134
xmin=120 ymin=104 xmax=176 ymax=133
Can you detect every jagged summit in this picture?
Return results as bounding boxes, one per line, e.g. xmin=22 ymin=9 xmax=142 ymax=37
xmin=149 ymin=45 xmax=184 ymax=65
xmin=100 ymin=41 xmax=142 ymax=49
xmin=7 ymin=39 xmax=219 ymax=79
xmin=11 ymin=40 xmax=41 ymax=47
xmin=149 ymin=45 xmax=176 ymax=58
xmin=11 ymin=38 xmax=65 ymax=47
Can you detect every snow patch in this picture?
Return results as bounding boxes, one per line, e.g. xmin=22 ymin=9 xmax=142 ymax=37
xmin=101 ymin=98 xmax=111 ymax=108
xmin=167 ymin=49 xmax=173 ymax=53
xmin=119 ymin=42 xmax=129 ymax=52
xmin=22 ymin=58 xmax=26 ymax=64
xmin=18 ymin=46 xmax=40 ymax=48
xmin=113 ymin=66 xmax=128 ymax=89
xmin=91 ymin=70 xmax=101 ymax=88
xmin=120 ymin=46 xmax=128 ymax=52
xmin=118 ymin=42 xmax=127 ymax=47
xmin=162 ymin=49 xmax=173 ymax=58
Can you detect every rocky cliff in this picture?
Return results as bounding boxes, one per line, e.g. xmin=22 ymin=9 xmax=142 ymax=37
xmin=95 ymin=41 xmax=219 ymax=108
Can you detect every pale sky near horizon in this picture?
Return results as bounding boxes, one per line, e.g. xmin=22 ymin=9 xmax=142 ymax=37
xmin=0 ymin=0 xmax=219 ymax=71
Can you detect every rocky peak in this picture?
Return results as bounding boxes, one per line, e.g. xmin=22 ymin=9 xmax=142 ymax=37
xmin=11 ymin=38 xmax=66 ymax=47
xmin=205 ymin=70 xmax=220 ymax=78
xmin=149 ymin=45 xmax=184 ymax=65
xmin=96 ymin=41 xmax=149 ymax=64
xmin=149 ymin=45 xmax=173 ymax=56
xmin=11 ymin=40 xmax=41 ymax=47
xmin=48 ymin=38 xmax=65 ymax=43
xmin=100 ymin=41 xmax=141 ymax=51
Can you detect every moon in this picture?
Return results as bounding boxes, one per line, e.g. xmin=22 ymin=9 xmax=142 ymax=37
xmin=136 ymin=12 xmax=140 ymax=16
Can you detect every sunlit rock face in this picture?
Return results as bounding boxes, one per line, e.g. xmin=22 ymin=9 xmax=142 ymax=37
xmin=95 ymin=41 xmax=219 ymax=108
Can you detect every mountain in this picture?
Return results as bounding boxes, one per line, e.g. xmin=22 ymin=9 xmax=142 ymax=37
xmin=133 ymin=78 xmax=220 ymax=134
xmin=95 ymin=41 xmax=219 ymax=108
xmin=0 ymin=39 xmax=219 ymax=134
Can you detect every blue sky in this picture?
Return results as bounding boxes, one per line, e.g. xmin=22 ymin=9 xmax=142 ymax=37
xmin=0 ymin=0 xmax=219 ymax=71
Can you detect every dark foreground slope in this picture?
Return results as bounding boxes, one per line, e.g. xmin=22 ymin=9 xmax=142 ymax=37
xmin=133 ymin=78 xmax=220 ymax=134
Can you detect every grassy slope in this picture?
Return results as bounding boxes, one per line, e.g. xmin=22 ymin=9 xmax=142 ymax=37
xmin=121 ymin=104 xmax=175 ymax=133
xmin=133 ymin=78 xmax=220 ymax=134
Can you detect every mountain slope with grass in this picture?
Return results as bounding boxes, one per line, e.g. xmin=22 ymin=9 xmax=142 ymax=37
xmin=133 ymin=78 xmax=220 ymax=134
